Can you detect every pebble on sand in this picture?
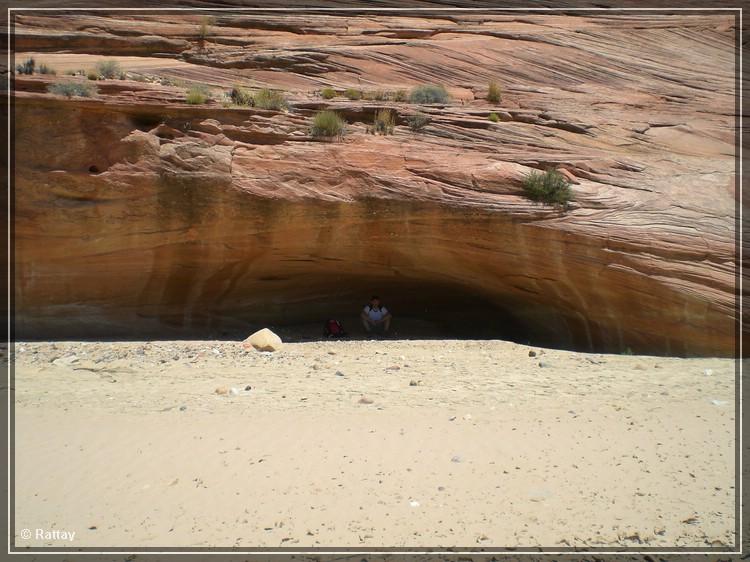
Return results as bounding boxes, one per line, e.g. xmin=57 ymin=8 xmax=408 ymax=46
xmin=358 ymin=396 xmax=374 ymax=404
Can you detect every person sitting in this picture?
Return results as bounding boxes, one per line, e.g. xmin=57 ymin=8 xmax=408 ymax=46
xmin=361 ymin=296 xmax=392 ymax=335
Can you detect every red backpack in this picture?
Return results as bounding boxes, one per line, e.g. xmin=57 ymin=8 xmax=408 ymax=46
xmin=324 ymin=319 xmax=347 ymax=338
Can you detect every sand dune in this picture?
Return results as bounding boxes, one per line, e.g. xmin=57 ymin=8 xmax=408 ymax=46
xmin=13 ymin=339 xmax=735 ymax=549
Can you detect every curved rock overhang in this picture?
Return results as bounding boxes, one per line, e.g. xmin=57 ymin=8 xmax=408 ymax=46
xmin=11 ymin=11 xmax=738 ymax=356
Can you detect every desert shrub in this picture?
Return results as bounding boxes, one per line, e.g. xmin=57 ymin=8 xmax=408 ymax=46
xmin=364 ymin=89 xmax=389 ymax=101
xmin=229 ymin=85 xmax=253 ymax=106
xmin=393 ymin=89 xmax=408 ymax=102
xmin=343 ymin=88 xmax=361 ymax=100
xmin=488 ymin=112 xmax=499 ymax=123
xmin=87 ymin=70 xmax=99 ymax=81
xmin=407 ymin=112 xmax=430 ymax=132
xmin=16 ymin=58 xmax=35 ymax=75
xmin=254 ymin=88 xmax=286 ymax=110
xmin=320 ymin=87 xmax=336 ymax=99
xmin=409 ymin=84 xmax=450 ymax=104
xmin=95 ymin=60 xmax=122 ymax=79
xmin=198 ymin=16 xmax=215 ymax=41
xmin=311 ymin=110 xmax=346 ymax=138
xmin=158 ymin=76 xmax=183 ymax=87
xmin=47 ymin=81 xmax=96 ymax=98
xmin=373 ymin=109 xmax=395 ymax=135
xmin=186 ymin=85 xmax=210 ymax=104
xmin=521 ymin=169 xmax=573 ymax=208
xmin=38 ymin=63 xmax=56 ymax=75
xmin=487 ymin=81 xmax=502 ymax=103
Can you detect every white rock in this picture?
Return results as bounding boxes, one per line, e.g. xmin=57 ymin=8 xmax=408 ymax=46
xmin=52 ymin=355 xmax=79 ymax=366
xmin=243 ymin=328 xmax=283 ymax=352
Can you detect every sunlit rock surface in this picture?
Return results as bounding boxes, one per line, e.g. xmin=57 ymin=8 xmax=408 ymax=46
xmin=12 ymin=10 xmax=737 ymax=355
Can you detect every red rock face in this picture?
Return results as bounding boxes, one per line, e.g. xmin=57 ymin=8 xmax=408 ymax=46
xmin=11 ymin=11 xmax=738 ymax=355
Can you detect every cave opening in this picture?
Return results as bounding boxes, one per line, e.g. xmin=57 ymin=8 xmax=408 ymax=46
xmin=196 ymin=277 xmax=555 ymax=347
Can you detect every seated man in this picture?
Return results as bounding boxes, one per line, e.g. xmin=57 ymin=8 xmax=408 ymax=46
xmin=361 ymin=296 xmax=392 ymax=335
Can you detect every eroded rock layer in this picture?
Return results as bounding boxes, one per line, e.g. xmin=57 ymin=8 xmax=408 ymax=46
xmin=12 ymin=11 xmax=738 ymax=355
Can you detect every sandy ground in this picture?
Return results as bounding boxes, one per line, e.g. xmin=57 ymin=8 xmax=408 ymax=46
xmin=12 ymin=339 xmax=736 ymax=549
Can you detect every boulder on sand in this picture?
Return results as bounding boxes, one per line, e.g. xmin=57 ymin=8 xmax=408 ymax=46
xmin=243 ymin=328 xmax=283 ymax=352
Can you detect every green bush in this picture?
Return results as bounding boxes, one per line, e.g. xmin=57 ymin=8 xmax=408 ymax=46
xmin=487 ymin=81 xmax=502 ymax=103
xmin=95 ymin=60 xmax=122 ymax=80
xmin=373 ymin=109 xmax=395 ymax=135
xmin=521 ymin=170 xmax=573 ymax=208
xmin=47 ymin=81 xmax=96 ymax=98
xmin=343 ymin=88 xmax=361 ymax=100
xmin=229 ymin=85 xmax=253 ymax=106
xmin=409 ymin=84 xmax=450 ymax=104
xmin=254 ymin=88 xmax=286 ymax=110
xmin=87 ymin=70 xmax=99 ymax=81
xmin=186 ymin=85 xmax=210 ymax=104
xmin=311 ymin=110 xmax=346 ymax=138
xmin=16 ymin=58 xmax=35 ymax=75
xmin=488 ymin=112 xmax=499 ymax=123
xmin=320 ymin=87 xmax=336 ymax=99
xmin=393 ymin=89 xmax=408 ymax=102
xmin=38 ymin=63 xmax=56 ymax=75
xmin=407 ymin=112 xmax=430 ymax=132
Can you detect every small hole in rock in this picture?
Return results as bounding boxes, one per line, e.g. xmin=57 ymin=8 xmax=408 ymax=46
xmin=88 ymin=165 xmax=100 ymax=174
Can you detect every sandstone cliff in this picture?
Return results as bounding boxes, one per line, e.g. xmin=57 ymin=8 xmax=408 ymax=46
xmin=11 ymin=10 xmax=738 ymax=355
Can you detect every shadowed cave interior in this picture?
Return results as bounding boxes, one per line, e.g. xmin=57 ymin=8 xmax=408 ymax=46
xmin=178 ymin=278 xmax=537 ymax=344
